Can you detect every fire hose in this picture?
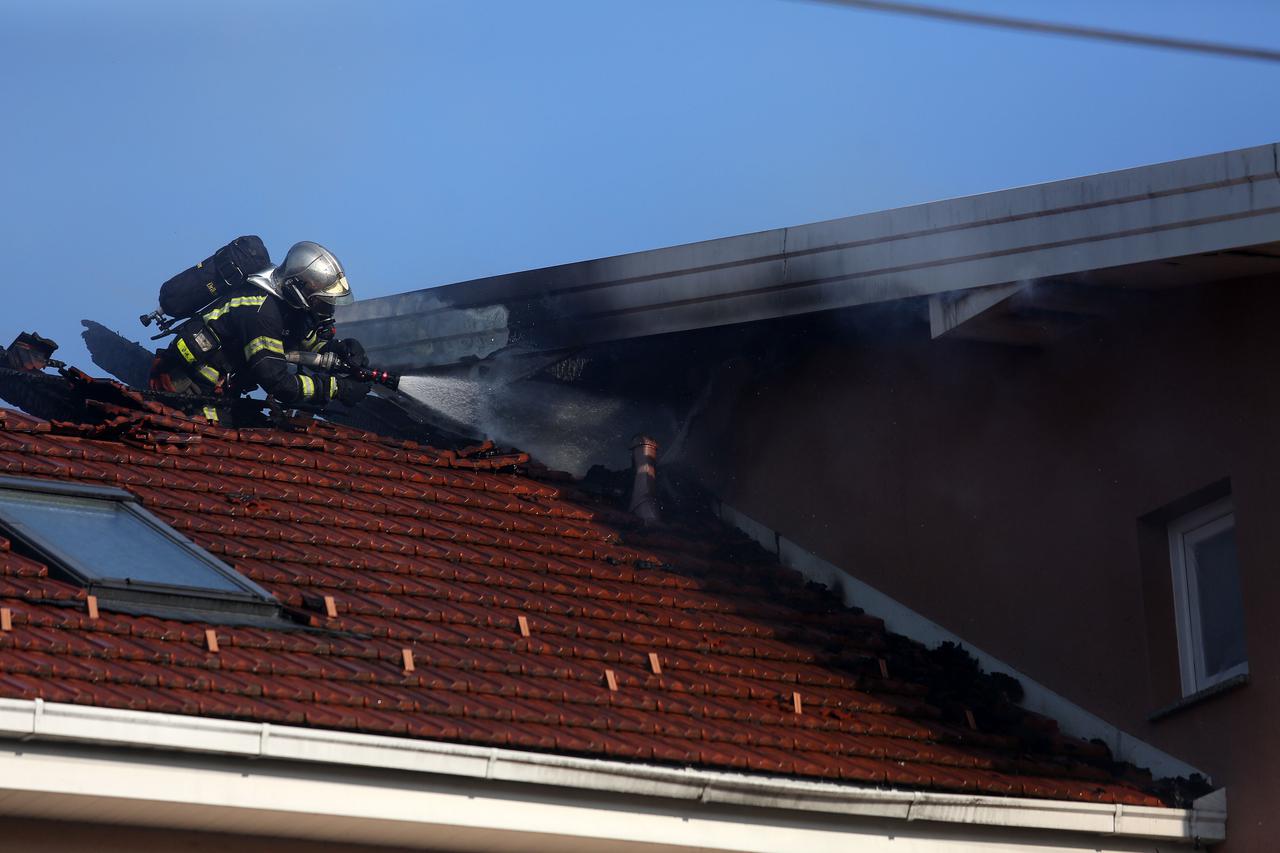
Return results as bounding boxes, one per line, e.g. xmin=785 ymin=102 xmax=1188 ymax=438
xmin=285 ymin=350 xmax=400 ymax=391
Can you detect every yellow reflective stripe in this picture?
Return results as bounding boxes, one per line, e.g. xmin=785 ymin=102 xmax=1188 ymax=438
xmin=299 ymin=374 xmax=316 ymax=400
xmin=329 ymin=376 xmax=338 ymax=399
xmin=197 ymin=365 xmax=221 ymax=384
xmin=176 ymin=339 xmax=198 ymax=364
xmin=243 ymin=335 xmax=285 ymax=360
xmin=303 ymin=331 xmax=326 ymax=352
xmin=202 ymin=295 xmax=268 ymax=322
xmin=202 ymin=407 xmax=219 ymax=423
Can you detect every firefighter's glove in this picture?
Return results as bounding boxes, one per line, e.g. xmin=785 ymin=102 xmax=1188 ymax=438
xmin=334 ymin=376 xmax=372 ymax=406
xmin=326 ymin=337 xmax=369 ymax=368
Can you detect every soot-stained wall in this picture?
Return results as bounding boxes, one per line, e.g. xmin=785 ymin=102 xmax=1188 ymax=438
xmin=685 ymin=276 xmax=1279 ymax=852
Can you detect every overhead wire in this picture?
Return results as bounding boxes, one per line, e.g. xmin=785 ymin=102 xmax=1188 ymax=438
xmin=798 ymin=0 xmax=1280 ymax=64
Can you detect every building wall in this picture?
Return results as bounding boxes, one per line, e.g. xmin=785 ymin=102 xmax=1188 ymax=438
xmin=685 ymin=276 xmax=1279 ymax=851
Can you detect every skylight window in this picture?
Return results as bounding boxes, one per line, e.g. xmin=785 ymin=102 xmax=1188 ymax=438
xmin=0 ymin=477 xmax=277 ymax=619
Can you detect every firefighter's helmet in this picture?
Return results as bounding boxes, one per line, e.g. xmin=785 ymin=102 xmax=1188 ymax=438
xmin=278 ymin=241 xmax=353 ymax=319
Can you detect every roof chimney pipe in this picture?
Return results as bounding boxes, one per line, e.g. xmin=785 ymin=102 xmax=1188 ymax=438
xmin=629 ymin=435 xmax=660 ymax=526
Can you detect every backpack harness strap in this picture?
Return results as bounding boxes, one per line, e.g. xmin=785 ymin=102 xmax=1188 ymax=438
xmin=166 ymin=294 xmax=271 ymax=391
xmin=172 ymin=322 xmax=225 ymax=390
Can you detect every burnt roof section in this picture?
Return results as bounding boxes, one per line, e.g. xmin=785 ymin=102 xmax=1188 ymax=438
xmin=3 ymin=342 xmax=479 ymax=452
xmin=0 ymin=372 xmax=1204 ymax=807
xmin=339 ymin=143 xmax=1280 ymax=371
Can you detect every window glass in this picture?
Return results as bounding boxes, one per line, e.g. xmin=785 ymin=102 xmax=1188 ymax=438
xmin=1191 ymin=526 xmax=1247 ymax=679
xmin=1168 ymin=496 xmax=1248 ymax=696
xmin=0 ymin=488 xmax=246 ymax=593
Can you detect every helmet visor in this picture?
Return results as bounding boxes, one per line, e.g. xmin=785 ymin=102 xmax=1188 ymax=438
xmin=312 ymin=273 xmax=354 ymax=306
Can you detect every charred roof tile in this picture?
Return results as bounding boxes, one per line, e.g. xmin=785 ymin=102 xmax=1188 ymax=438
xmin=0 ymin=393 xmax=1181 ymax=809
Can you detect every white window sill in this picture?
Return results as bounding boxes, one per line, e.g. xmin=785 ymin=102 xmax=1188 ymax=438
xmin=1148 ymin=673 xmax=1249 ymax=722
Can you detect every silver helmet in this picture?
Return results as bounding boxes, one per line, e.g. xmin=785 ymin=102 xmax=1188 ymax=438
xmin=277 ymin=241 xmax=353 ymax=319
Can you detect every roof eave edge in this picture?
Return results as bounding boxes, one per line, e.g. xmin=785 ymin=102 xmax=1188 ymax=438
xmin=0 ymin=698 xmax=1224 ymax=844
xmin=715 ymin=500 xmax=1207 ymax=782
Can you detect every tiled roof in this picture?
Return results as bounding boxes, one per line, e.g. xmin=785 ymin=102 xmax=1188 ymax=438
xmin=0 ymin=377 xmax=1174 ymax=808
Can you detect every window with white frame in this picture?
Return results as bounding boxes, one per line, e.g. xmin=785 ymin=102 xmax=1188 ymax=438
xmin=0 ymin=476 xmax=278 ymax=620
xmin=1168 ymin=496 xmax=1248 ymax=696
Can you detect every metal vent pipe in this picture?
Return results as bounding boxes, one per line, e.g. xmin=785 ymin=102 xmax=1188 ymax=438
xmin=629 ymin=435 xmax=660 ymax=526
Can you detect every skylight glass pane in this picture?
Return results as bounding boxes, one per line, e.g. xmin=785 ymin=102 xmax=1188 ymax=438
xmin=0 ymin=488 xmax=245 ymax=593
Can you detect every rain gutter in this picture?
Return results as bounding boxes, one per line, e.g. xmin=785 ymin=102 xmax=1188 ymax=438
xmin=0 ymin=699 xmax=1226 ymax=850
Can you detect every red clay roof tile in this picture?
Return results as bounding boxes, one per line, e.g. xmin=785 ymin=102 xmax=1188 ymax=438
xmin=0 ymin=385 xmax=1179 ymax=809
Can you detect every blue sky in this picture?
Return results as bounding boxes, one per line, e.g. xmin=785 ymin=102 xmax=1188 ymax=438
xmin=3 ymin=0 xmax=1279 ymax=371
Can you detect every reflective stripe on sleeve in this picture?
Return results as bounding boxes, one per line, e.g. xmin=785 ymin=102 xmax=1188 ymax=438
xmin=202 ymin=407 xmax=220 ymax=423
xmin=299 ymin=374 xmax=316 ymax=400
xmin=243 ymin=336 xmax=285 ymax=360
xmin=197 ymin=365 xmax=221 ymax=385
xmin=330 ymin=376 xmax=338 ymax=399
xmin=202 ymin=295 xmax=268 ymax=322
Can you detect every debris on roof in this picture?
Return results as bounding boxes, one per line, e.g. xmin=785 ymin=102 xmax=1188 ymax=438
xmin=0 ymin=370 xmax=1208 ymax=808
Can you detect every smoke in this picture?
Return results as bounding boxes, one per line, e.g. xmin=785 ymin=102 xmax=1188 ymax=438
xmin=399 ymin=373 xmax=676 ymax=475
xmin=337 ymin=293 xmax=511 ymax=371
xmin=658 ymin=372 xmax=718 ymax=468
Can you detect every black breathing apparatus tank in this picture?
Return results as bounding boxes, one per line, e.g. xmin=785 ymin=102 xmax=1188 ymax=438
xmin=140 ymin=236 xmax=271 ymax=336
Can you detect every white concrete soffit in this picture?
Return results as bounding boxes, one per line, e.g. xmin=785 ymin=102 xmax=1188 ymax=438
xmin=0 ymin=699 xmax=1225 ymax=851
xmin=341 ymin=143 xmax=1280 ymax=367
xmin=716 ymin=502 xmax=1204 ymax=784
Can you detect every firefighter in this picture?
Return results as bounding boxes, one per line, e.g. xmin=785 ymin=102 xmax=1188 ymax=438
xmin=149 ymin=241 xmax=371 ymax=417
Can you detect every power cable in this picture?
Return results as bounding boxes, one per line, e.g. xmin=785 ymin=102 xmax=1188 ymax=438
xmin=799 ymin=0 xmax=1280 ymax=64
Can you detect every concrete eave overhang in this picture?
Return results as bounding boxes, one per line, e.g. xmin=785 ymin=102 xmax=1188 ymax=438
xmin=341 ymin=143 xmax=1280 ymax=370
xmin=0 ymin=699 xmax=1226 ymax=851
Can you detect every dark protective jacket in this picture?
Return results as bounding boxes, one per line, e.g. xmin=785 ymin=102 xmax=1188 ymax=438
xmin=153 ymin=285 xmax=334 ymax=405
